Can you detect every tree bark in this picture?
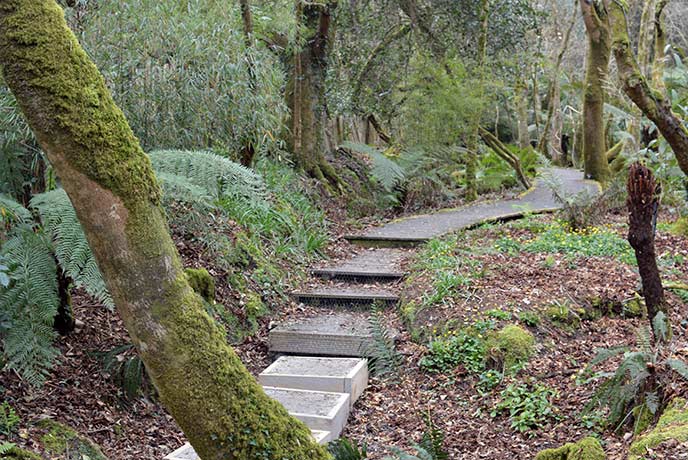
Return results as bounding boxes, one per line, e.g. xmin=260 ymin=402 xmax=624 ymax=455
xmin=608 ymin=0 xmax=688 ymax=177
xmin=0 ymin=2 xmax=330 ymax=459
xmin=238 ymin=0 xmax=257 ymax=167
xmin=479 ymin=127 xmax=532 ymax=190
xmin=626 ymin=163 xmax=670 ymax=340
xmin=637 ymin=0 xmax=656 ymax=78
xmin=580 ymin=0 xmax=612 ymax=181
xmin=651 ymin=0 xmax=668 ymax=93
xmin=286 ymin=0 xmax=342 ymax=189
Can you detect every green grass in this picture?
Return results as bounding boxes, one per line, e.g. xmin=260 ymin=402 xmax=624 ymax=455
xmin=496 ymin=221 xmax=633 ymax=262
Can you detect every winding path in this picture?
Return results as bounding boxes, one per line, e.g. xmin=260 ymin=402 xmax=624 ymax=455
xmin=345 ymin=167 xmax=599 ymax=245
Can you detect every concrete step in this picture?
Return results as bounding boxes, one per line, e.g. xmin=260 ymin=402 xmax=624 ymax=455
xmin=292 ymin=287 xmax=399 ymax=307
xmin=311 ymin=249 xmax=407 ymax=282
xmin=269 ymin=313 xmax=373 ymax=357
xmin=259 ymin=356 xmax=368 ymax=407
xmin=263 ymin=387 xmax=350 ymax=439
xmin=343 ymin=234 xmax=427 ymax=248
xmin=165 ymin=428 xmax=332 ymax=460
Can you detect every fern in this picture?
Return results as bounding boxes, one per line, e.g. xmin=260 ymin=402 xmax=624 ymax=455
xmin=0 ymin=194 xmax=31 ymax=226
xmin=366 ymin=304 xmax=401 ymax=377
xmin=342 ymin=142 xmax=406 ymax=191
xmin=98 ymin=344 xmax=146 ymax=400
xmin=0 ymin=442 xmax=16 ymax=455
xmin=328 ymin=438 xmax=367 ymax=460
xmin=667 ymin=359 xmax=688 ymax=379
xmin=30 ymin=190 xmax=113 ymax=309
xmin=149 ymin=150 xmax=267 ymax=201
xmin=0 ymin=229 xmax=60 ymax=386
xmin=418 ymin=412 xmax=448 ymax=460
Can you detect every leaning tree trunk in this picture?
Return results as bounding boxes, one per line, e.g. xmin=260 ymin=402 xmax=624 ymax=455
xmin=580 ymin=0 xmax=612 ymax=182
xmin=286 ymin=0 xmax=342 ymax=190
xmin=0 ymin=2 xmax=330 ymax=459
xmin=627 ymin=163 xmax=671 ymax=340
xmin=608 ymin=0 xmax=688 ymax=177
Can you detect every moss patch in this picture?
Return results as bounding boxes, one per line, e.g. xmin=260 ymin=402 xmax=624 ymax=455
xmin=37 ymin=418 xmax=107 ymax=459
xmin=545 ymin=303 xmax=581 ymax=330
xmin=671 ymin=217 xmax=688 ymax=237
xmin=534 ymin=436 xmax=605 ymax=460
xmin=184 ymin=268 xmax=215 ymax=302
xmin=484 ymin=324 xmax=534 ymax=372
xmin=629 ymin=398 xmax=688 ymax=459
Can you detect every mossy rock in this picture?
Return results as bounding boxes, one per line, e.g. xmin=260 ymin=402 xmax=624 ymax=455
xmin=534 ymin=436 xmax=605 ymax=460
xmin=37 ymin=418 xmax=108 ymax=460
xmin=0 ymin=445 xmax=42 ymax=460
xmin=484 ymin=324 xmax=535 ymax=372
xmin=185 ymin=267 xmax=215 ymax=302
xmin=632 ymin=403 xmax=655 ymax=436
xmin=628 ymin=398 xmax=688 ymax=459
xmin=545 ymin=304 xmax=581 ymax=330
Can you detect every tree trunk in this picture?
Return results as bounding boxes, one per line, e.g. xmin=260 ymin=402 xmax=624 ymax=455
xmin=580 ymin=0 xmax=612 ymax=181
xmin=608 ymin=1 xmax=688 ymax=177
xmin=238 ymin=0 xmax=257 ymax=167
xmin=286 ymin=0 xmax=342 ymax=189
xmin=637 ymin=0 xmax=656 ymax=78
xmin=626 ymin=163 xmax=670 ymax=340
xmin=651 ymin=0 xmax=668 ymax=93
xmin=538 ymin=3 xmax=577 ymax=161
xmin=479 ymin=127 xmax=532 ymax=190
xmin=54 ymin=265 xmax=75 ymax=336
xmin=0 ymin=2 xmax=330 ymax=459
xmin=515 ymin=78 xmax=530 ymax=150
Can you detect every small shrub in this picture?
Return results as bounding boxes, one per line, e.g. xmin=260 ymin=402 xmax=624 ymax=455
xmin=420 ymin=329 xmax=485 ymax=374
xmin=484 ymin=324 xmax=535 ymax=373
xmin=476 ymin=369 xmax=502 ymax=393
xmin=518 ymin=311 xmax=541 ymax=328
xmin=491 ymin=382 xmax=558 ymax=434
xmin=522 ymin=222 xmax=632 ymax=260
xmin=485 ymin=309 xmax=512 ymax=321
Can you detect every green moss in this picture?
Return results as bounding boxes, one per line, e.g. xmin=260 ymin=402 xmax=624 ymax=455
xmin=622 ymin=294 xmax=647 ymax=318
xmin=633 ymin=403 xmax=654 ymax=435
xmin=38 ymin=419 xmax=107 ymax=459
xmin=534 ymin=437 xmax=605 ymax=460
xmin=184 ymin=268 xmax=215 ymax=302
xmin=0 ymin=0 xmax=162 ymax=210
xmin=671 ymin=217 xmax=688 ymax=237
xmin=545 ymin=304 xmax=581 ymax=330
xmin=629 ymin=398 xmax=688 ymax=459
xmin=0 ymin=445 xmax=42 ymax=460
xmin=484 ymin=324 xmax=535 ymax=372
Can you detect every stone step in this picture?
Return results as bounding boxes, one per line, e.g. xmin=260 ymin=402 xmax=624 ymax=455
xmin=269 ymin=313 xmax=373 ymax=357
xmin=292 ymin=287 xmax=399 ymax=307
xmin=259 ymin=356 xmax=368 ymax=407
xmin=311 ymin=249 xmax=407 ymax=282
xmin=343 ymin=235 xmax=427 ymax=248
xmin=165 ymin=429 xmax=332 ymax=460
xmin=263 ymin=387 xmax=350 ymax=439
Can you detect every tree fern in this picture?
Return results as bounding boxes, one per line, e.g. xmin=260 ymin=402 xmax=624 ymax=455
xmin=0 ymin=229 xmax=60 ymax=386
xmin=0 ymin=442 xmax=16 ymax=455
xmin=30 ymin=190 xmax=113 ymax=309
xmin=149 ymin=150 xmax=267 ymax=201
xmin=0 ymin=194 xmax=31 ymax=226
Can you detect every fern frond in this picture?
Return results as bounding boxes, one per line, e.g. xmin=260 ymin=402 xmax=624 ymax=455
xmin=366 ymin=303 xmax=401 ymax=377
xmin=149 ymin=150 xmax=267 ymax=201
xmin=0 ymin=228 xmax=60 ymax=386
xmin=342 ymin=142 xmax=406 ymax=191
xmin=30 ymin=190 xmax=113 ymax=309
xmin=666 ymin=358 xmax=688 ymax=380
xmin=0 ymin=194 xmax=32 ymax=226
xmin=0 ymin=442 xmax=16 ymax=454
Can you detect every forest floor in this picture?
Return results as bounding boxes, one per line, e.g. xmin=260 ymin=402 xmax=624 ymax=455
xmin=2 ymin=196 xmax=687 ymax=459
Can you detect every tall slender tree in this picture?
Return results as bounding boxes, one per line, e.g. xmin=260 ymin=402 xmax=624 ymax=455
xmin=580 ymin=0 xmax=612 ymax=181
xmin=0 ymin=1 xmax=331 ymax=459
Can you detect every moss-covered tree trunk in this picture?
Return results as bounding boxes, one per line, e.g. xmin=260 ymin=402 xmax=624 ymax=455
xmin=580 ymin=0 xmax=611 ymax=181
xmin=286 ymin=0 xmax=341 ymax=190
xmin=608 ymin=1 xmax=688 ymax=177
xmin=238 ymin=0 xmax=257 ymax=167
xmin=0 ymin=2 xmax=331 ymax=459
xmin=651 ymin=0 xmax=668 ymax=93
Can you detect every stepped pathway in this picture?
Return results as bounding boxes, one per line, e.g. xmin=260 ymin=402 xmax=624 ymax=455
xmin=165 ymin=168 xmax=594 ymax=459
